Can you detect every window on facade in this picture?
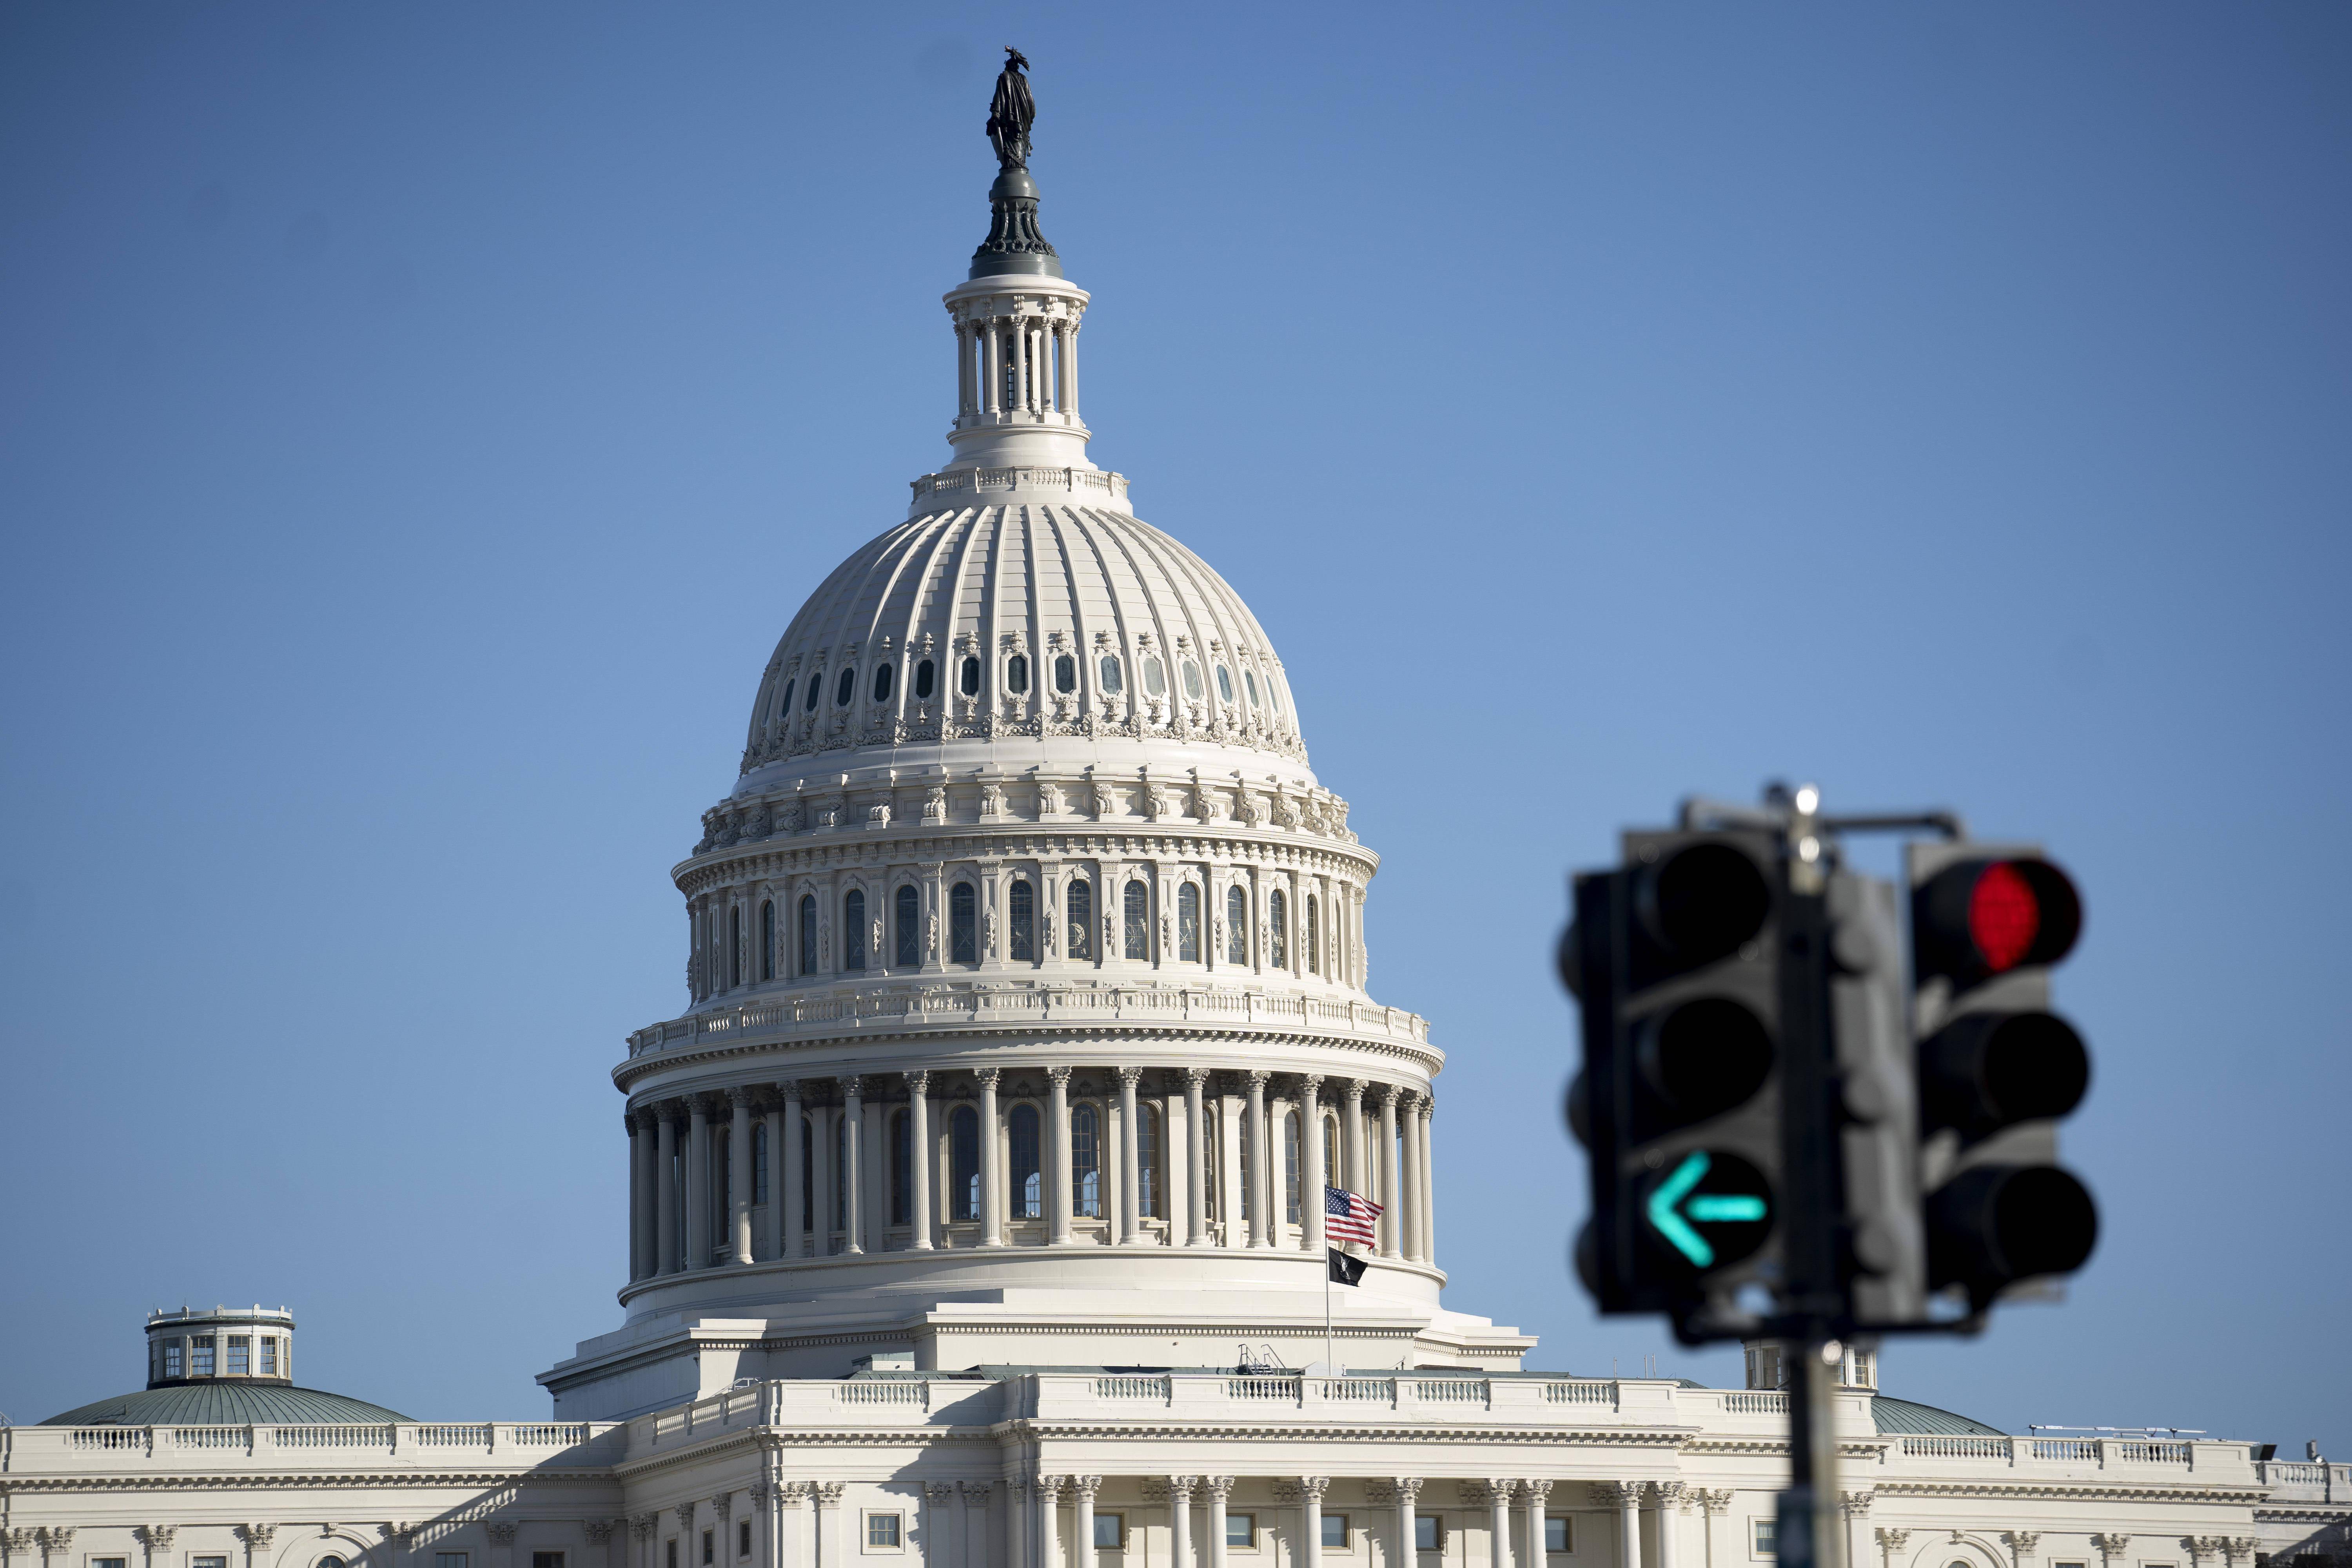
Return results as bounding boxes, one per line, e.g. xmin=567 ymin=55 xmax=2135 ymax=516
xmin=225 ymin=1335 xmax=250 ymax=1376
xmin=895 ymin=885 xmax=920 ymax=969
xmin=1178 ymin=883 xmax=1201 ymax=961
xmin=1284 ymin=1111 xmax=1301 ymax=1225
xmin=1245 ymin=670 xmax=1261 ymax=706
xmin=1011 ymin=1104 xmax=1042 ymax=1218
xmin=1138 ymin=1103 xmax=1161 ymax=1218
xmin=777 ymin=678 xmax=795 ymax=719
xmin=1009 ymin=878 xmax=1035 ymax=961
xmin=872 ymin=663 xmax=894 ymax=703
xmin=844 ymin=889 xmax=867 ymax=972
xmin=1066 ymin=879 xmax=1093 ymax=960
xmin=1545 ymin=1518 xmax=1571 ymax=1555
xmin=1181 ymin=661 xmax=1203 ymax=700
xmin=1321 ymin=1516 xmax=1348 ymax=1550
xmin=1268 ymin=889 xmax=1287 ymax=968
xmin=195 ymin=1557 xmax=228 ymax=1568
xmin=728 ymin=905 xmax=742 ymax=988
xmin=1214 ymin=664 xmax=1234 ymax=702
xmin=1226 ymin=885 xmax=1248 ymax=964
xmin=440 ymin=1555 xmax=472 ymax=1568
xmin=960 ymin=656 xmax=981 ymax=696
xmin=1124 ymin=880 xmax=1149 ymax=960
xmin=799 ymin=894 xmax=818 ymax=976
xmin=952 ymin=1105 xmax=981 ymax=1221
xmin=737 ymin=1527 xmax=751 ymax=1562
xmin=754 ymin=1120 xmax=769 ymax=1205
xmin=1752 ymin=1519 xmax=1776 ymax=1556
xmin=163 ymin=1340 xmax=183 ymax=1377
xmin=1307 ymin=894 xmax=1321 ymax=974
xmin=1323 ymin=1114 xmax=1340 ymax=1187
xmin=835 ymin=668 xmax=856 ymax=706
xmin=537 ymin=1553 xmax=568 ymax=1568
xmin=951 ymin=882 xmax=978 ymax=964
xmin=804 ymin=673 xmax=822 ymax=711
xmin=1099 ymin=656 xmax=1122 ymax=694
xmin=1054 ymin=654 xmax=1077 ymax=693
xmin=915 ymin=659 xmax=936 ymax=700
xmin=702 ymin=1530 xmax=715 ymax=1566
xmin=191 ymin=1336 xmax=216 ymax=1376
xmin=1094 ymin=1516 xmax=1123 ymax=1551
xmin=93 ymin=1557 xmax=127 ymax=1568
xmin=761 ymin=900 xmax=775 ymax=981
xmin=1006 ymin=654 xmax=1029 ymax=694
xmin=1073 ymin=1103 xmax=1102 ymax=1218
xmin=866 ymin=1516 xmax=902 ymax=1550
xmin=1142 ymin=656 xmax=1165 ymax=696
xmin=665 ymin=1546 xmax=677 ymax=1568
xmin=259 ymin=1336 xmax=279 ymax=1376
xmin=1851 ymin=1348 xmax=1873 ymax=1386
xmin=1203 ymin=1111 xmax=1222 ymax=1219
xmin=1226 ymin=1515 xmax=1254 ymax=1550
xmin=1414 ymin=1517 xmax=1442 ymax=1553
xmin=892 ymin=1110 xmax=912 ymax=1226
xmin=1269 ymin=677 xmax=1283 ymax=715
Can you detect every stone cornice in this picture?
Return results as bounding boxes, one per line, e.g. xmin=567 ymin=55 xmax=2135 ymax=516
xmin=0 ymin=1472 xmax=617 ymax=1494
xmin=1872 ymin=1482 xmax=2270 ymax=1505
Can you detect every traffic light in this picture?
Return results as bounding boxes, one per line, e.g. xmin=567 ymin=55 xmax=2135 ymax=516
xmin=1825 ymin=867 xmax=1929 ymax=1327
xmin=1906 ymin=844 xmax=2097 ymax=1312
xmin=1564 ymin=829 xmax=1783 ymax=1338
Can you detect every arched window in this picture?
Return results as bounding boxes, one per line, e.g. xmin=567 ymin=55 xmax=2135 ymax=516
xmin=891 ymin=1110 xmax=911 ymax=1227
xmin=1322 ymin=1113 xmax=1340 ymax=1188
xmin=872 ymin=662 xmax=894 ymax=702
xmin=1006 ymin=654 xmax=1029 ymax=694
xmin=1099 ymin=655 xmax=1123 ymax=695
xmin=777 ymin=678 xmax=795 ymax=718
xmin=844 ymin=889 xmax=867 ymax=972
xmin=1178 ymin=883 xmax=1201 ymax=962
xmin=799 ymin=893 xmax=818 ymax=976
xmin=1269 ymin=675 xmax=1283 ymax=716
xmin=1142 ymin=656 xmax=1165 ymax=697
xmin=914 ymin=659 xmax=936 ymax=700
xmin=1268 ymin=889 xmax=1287 ymax=968
xmin=804 ymin=673 xmax=822 ymax=711
xmin=1246 ymin=670 xmax=1262 ymax=707
xmin=761 ymin=899 xmax=776 ymax=981
xmin=1138 ymin=1102 xmax=1162 ymax=1219
xmin=1226 ymin=886 xmax=1248 ymax=965
xmin=1215 ymin=665 xmax=1235 ymax=702
xmin=1124 ymin=880 xmax=1149 ymax=960
xmin=1010 ymin=1104 xmax=1042 ymax=1219
xmin=1066 ymin=879 xmax=1093 ymax=960
xmin=1053 ymin=654 xmax=1077 ymax=693
xmin=895 ymin=884 xmax=920 ymax=969
xmin=951 ymin=1105 xmax=981 ymax=1221
xmin=753 ymin=1120 xmax=769 ymax=1204
xmin=1284 ymin=1110 xmax=1302 ymax=1226
xmin=951 ymin=883 xmax=977 ymax=964
xmin=960 ymin=656 xmax=981 ymax=697
xmin=1307 ymin=894 xmax=1321 ymax=975
xmin=1181 ymin=660 xmax=1203 ymax=700
xmin=728 ymin=906 xmax=742 ymax=988
xmin=1073 ymin=1103 xmax=1101 ymax=1218
xmin=834 ymin=667 xmax=857 ymax=706
xmin=1009 ymin=879 xmax=1035 ymax=962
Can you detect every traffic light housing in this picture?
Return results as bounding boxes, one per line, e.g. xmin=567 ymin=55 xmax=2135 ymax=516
xmin=1564 ymin=829 xmax=1783 ymax=1339
xmin=1907 ymin=844 xmax=2097 ymax=1312
xmin=1826 ymin=868 xmax=1929 ymax=1327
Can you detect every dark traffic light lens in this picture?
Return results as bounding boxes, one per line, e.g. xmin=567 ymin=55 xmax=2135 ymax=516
xmin=1640 ymin=998 xmax=1773 ymax=1121
xmin=1917 ymin=857 xmax=2083 ymax=982
xmin=1637 ymin=842 xmax=1770 ymax=962
xmin=1920 ymin=1011 xmax=2089 ymax=1138
xmin=1927 ymin=1163 xmax=2098 ymax=1303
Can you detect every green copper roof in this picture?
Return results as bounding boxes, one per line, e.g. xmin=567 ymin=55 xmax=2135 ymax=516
xmin=1871 ymin=1393 xmax=2005 ymax=1436
xmin=42 ymin=1383 xmax=409 ymax=1427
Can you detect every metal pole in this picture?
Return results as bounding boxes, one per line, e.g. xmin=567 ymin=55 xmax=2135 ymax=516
xmin=1778 ymin=1338 xmax=1841 ymax=1568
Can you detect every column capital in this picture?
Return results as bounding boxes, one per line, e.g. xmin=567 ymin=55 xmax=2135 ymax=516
xmin=1205 ymin=1476 xmax=1236 ymax=1500
xmin=1299 ymin=1477 xmax=1330 ymax=1500
xmin=1700 ymin=1491 xmax=1735 ymax=1516
xmin=1377 ymin=1082 xmax=1403 ymax=1108
xmin=1184 ymin=1066 xmax=1212 ymax=1088
xmin=231 ymin=1528 xmax=271 ymax=1551
xmin=1837 ymin=1491 xmax=1870 ymax=1519
xmin=1416 ymin=1093 xmax=1435 ymax=1120
xmin=1117 ymin=1065 xmax=1144 ymax=1087
xmin=1521 ymin=1481 xmax=1553 ymax=1503
xmin=1006 ymin=1480 xmax=1030 ymax=1504
xmin=631 ymin=1516 xmax=659 ymax=1542
xmin=675 ymin=1506 xmax=697 ymax=1529
xmin=1391 ymin=1478 xmax=1423 ymax=1504
xmin=2091 ymin=1537 xmax=2132 ymax=1562
xmin=975 ymin=1067 xmax=1002 ymax=1090
xmin=925 ymin=1484 xmax=957 ymax=1505
xmin=1296 ymin=1073 xmax=1325 ymax=1096
xmin=133 ymin=1529 xmax=177 ymax=1552
xmin=1345 ymin=1078 xmax=1368 ymax=1102
xmin=1165 ymin=1476 xmax=1198 ymax=1501
xmin=1604 ymin=1482 xmax=1645 ymax=1508
xmin=1035 ymin=1475 xmax=1067 ymax=1498
xmin=905 ymin=1070 xmax=931 ymax=1094
xmin=776 ymin=1484 xmax=811 ymax=1508
xmin=813 ymin=1483 xmax=846 ymax=1509
xmin=1046 ymin=1065 xmax=1073 ymax=1087
xmin=1876 ymin=1531 xmax=1911 ymax=1553
xmin=485 ymin=1526 xmax=519 ymax=1548
xmin=779 ymin=1079 xmax=806 ymax=1102
xmin=728 ymin=1086 xmax=759 ymax=1109
xmin=2003 ymin=1535 xmax=2042 ymax=1557
xmin=1072 ymin=1476 xmax=1102 ymax=1497
xmin=960 ymin=1482 xmax=993 ymax=1504
xmin=1246 ymin=1069 xmax=1271 ymax=1090
xmin=838 ymin=1075 xmax=865 ymax=1099
xmin=709 ymin=1495 xmax=733 ymax=1521
xmin=1464 ymin=1481 xmax=1511 ymax=1508
xmin=689 ymin=1092 xmax=721 ymax=1117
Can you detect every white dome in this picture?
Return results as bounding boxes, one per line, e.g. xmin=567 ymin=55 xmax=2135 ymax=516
xmin=732 ymin=498 xmax=1310 ymax=796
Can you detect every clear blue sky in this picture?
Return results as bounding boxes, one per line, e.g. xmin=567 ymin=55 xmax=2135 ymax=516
xmin=2 ymin=4 xmax=2345 ymax=1451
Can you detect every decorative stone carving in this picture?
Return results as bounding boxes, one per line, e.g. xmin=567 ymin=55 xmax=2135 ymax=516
xmin=925 ymin=1483 xmax=956 ymax=1504
xmin=133 ymin=1530 xmax=176 ymax=1553
xmin=232 ymin=1529 xmax=270 ymax=1551
xmin=485 ymin=1525 xmax=519 ymax=1548
xmin=709 ymin=1496 xmax=732 ymax=1522
xmin=1838 ymin=1492 xmax=1871 ymax=1518
xmin=582 ymin=1524 xmax=615 ymax=1547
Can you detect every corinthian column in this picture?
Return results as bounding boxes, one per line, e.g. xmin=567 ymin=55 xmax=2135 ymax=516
xmin=1185 ymin=1068 xmax=1211 ymax=1246
xmin=728 ymin=1088 xmax=756 ymax=1265
xmin=976 ymin=1069 xmax=1004 ymax=1246
xmin=1608 ymin=1483 xmax=1644 ymax=1568
xmin=1377 ymin=1087 xmax=1402 ymax=1259
xmin=1118 ymin=1067 xmax=1145 ymax=1244
xmin=907 ymin=1072 xmax=934 ymax=1250
xmin=1653 ymin=1483 xmax=1686 ymax=1568
xmin=687 ymin=1094 xmax=714 ymax=1268
xmin=655 ymin=1106 xmax=680 ymax=1275
xmin=1342 ymin=1080 xmax=1366 ymax=1195
xmin=1205 ymin=1479 xmax=1234 ymax=1568
xmin=782 ymin=1081 xmax=806 ymax=1261
xmin=840 ymin=1078 xmax=865 ymax=1255
xmin=1299 ymin=1076 xmax=1327 ymax=1253
xmin=1300 ymin=1479 xmax=1330 ymax=1568
xmin=1168 ymin=1478 xmax=1196 ymax=1568
xmin=627 ymin=1110 xmax=652 ymax=1280
xmin=1523 ymin=1482 xmax=1552 ymax=1568
xmin=1048 ymin=1066 xmax=1074 ymax=1245
xmin=1398 ymin=1092 xmax=1425 ymax=1263
xmin=1417 ymin=1094 xmax=1438 ymax=1267
xmin=1245 ymin=1071 xmax=1270 ymax=1248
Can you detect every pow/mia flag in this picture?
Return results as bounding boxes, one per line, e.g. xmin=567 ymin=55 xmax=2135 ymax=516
xmin=1327 ymin=1247 xmax=1368 ymax=1286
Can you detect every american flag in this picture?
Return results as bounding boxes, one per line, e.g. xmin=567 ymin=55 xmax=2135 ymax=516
xmin=1325 ymin=1186 xmax=1382 ymax=1247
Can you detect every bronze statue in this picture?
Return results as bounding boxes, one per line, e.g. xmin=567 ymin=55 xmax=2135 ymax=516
xmin=986 ymin=47 xmax=1035 ymax=170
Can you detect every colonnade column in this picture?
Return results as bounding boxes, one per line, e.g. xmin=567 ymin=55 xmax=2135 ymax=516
xmin=1399 ymin=1092 xmax=1425 ymax=1265
xmin=1032 ymin=1477 xmax=1061 ymax=1568
xmin=982 ymin=322 xmax=1002 ymax=415
xmin=1205 ymin=1480 xmax=1233 ymax=1568
xmin=728 ymin=1088 xmax=756 ymax=1266
xmin=1073 ymin=1478 xmax=1100 ymax=1568
xmin=1007 ymin=1482 xmax=1029 ymax=1568
xmin=1047 ymin=1067 xmax=1074 ymax=1245
xmin=1417 ymin=1095 xmax=1438 ymax=1268
xmin=1524 ymin=1481 xmax=1552 ymax=1568
xmin=1011 ymin=318 xmax=1030 ymax=415
xmin=1183 ymin=1067 xmax=1211 ymax=1245
xmin=959 ymin=1484 xmax=991 ymax=1568
xmin=1301 ymin=1479 xmax=1329 ymax=1568
xmin=840 ymin=1078 xmax=865 ymax=1255
xmin=1060 ymin=321 xmax=1079 ymax=419
xmin=1610 ymin=1484 xmax=1643 ymax=1568
xmin=762 ymin=1098 xmax=785 ymax=1261
xmin=977 ymin=1070 xmax=1004 ymax=1247
xmin=1343 ymin=1081 xmax=1366 ymax=1196
xmin=1117 ymin=1067 xmax=1144 ymax=1244
xmin=1377 ymin=1087 xmax=1402 ymax=1259
xmin=907 ymin=1072 xmax=934 ymax=1250
xmin=1168 ymin=1479 xmax=1195 ymax=1568
xmin=1480 ymin=1483 xmax=1511 ymax=1568
xmin=627 ymin=1111 xmax=651 ymax=1280
xmin=1244 ymin=1071 xmax=1270 ymax=1248
xmin=1654 ymin=1485 xmax=1684 ymax=1568
xmin=687 ymin=1097 xmax=714 ymax=1269
xmin=655 ymin=1106 xmax=679 ymax=1274
xmin=1299 ymin=1077 xmax=1327 ymax=1253
xmin=782 ymin=1082 xmax=806 ymax=1261
xmin=955 ymin=324 xmax=973 ymax=416
xmin=1393 ymin=1480 xmax=1423 ymax=1568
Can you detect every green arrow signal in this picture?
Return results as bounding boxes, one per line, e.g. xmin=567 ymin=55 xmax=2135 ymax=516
xmin=1644 ymin=1152 xmax=1768 ymax=1267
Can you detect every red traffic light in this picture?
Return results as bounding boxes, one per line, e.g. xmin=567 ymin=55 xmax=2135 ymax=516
xmin=1916 ymin=857 xmax=2082 ymax=983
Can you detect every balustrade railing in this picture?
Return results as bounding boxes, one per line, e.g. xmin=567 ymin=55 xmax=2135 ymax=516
xmin=1543 ymin=1381 xmax=1618 ymax=1407
xmin=2029 ymin=1438 xmax=2100 ymax=1462
xmin=1722 ymin=1392 xmax=1788 ymax=1414
xmin=1413 ymin=1379 xmax=1488 ymax=1406
xmin=1227 ymin=1376 xmax=1301 ymax=1400
xmin=1096 ymin=1376 xmax=1170 ymax=1400
xmin=272 ymin=1425 xmax=392 ymax=1448
xmin=837 ymin=1381 xmax=928 ymax=1407
xmin=1901 ymin=1436 xmax=2013 ymax=1460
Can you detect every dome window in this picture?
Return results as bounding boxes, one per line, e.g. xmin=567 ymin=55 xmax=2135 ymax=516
xmin=1244 ymin=670 xmax=1261 ymax=707
xmin=915 ymin=659 xmax=936 ymax=701
xmin=1123 ymin=880 xmax=1150 ymax=960
xmin=1269 ymin=677 xmax=1283 ymax=715
xmin=1009 ymin=878 xmax=1035 ymax=962
xmin=1269 ymin=888 xmax=1287 ymax=967
xmin=835 ymin=668 xmax=857 ymax=706
xmin=894 ymin=885 xmax=920 ymax=968
xmin=1215 ymin=665 xmax=1235 ymax=703
xmin=1053 ymin=654 xmax=1077 ymax=694
xmin=1181 ymin=661 xmax=1203 ymax=701
xmin=1177 ymin=883 xmax=1201 ymax=962
xmin=1066 ymin=878 xmax=1093 ymax=960
xmin=1142 ymin=656 xmax=1165 ymax=697
xmin=776 ymin=679 xmax=794 ymax=719
xmin=799 ymin=894 xmax=818 ymax=976
xmin=1006 ymin=654 xmax=1030 ymax=694
xmin=960 ymin=656 xmax=981 ymax=697
xmin=872 ymin=663 xmax=894 ymax=703
xmin=1099 ymin=656 xmax=1123 ymax=695
xmin=1226 ymin=886 xmax=1248 ymax=964
xmin=950 ymin=882 xmax=977 ymax=964
xmin=843 ymin=889 xmax=867 ymax=972
xmin=804 ymin=676 xmax=822 ymax=712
